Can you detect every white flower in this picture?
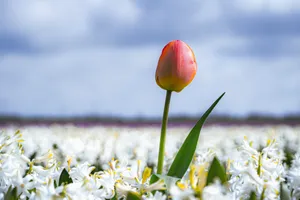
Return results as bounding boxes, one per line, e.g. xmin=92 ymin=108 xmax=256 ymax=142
xmin=169 ymin=183 xmax=196 ymax=200
xmin=69 ymin=162 xmax=95 ymax=182
xmin=32 ymin=150 xmax=55 ymax=167
xmin=142 ymin=191 xmax=166 ymax=200
xmin=229 ymin=137 xmax=284 ymax=200
xmin=202 ymin=180 xmax=233 ymax=200
xmin=11 ymin=171 xmax=35 ymax=199
xmin=1 ymin=125 xmax=299 ymax=199
xmin=115 ymin=182 xmax=137 ymax=198
xmin=287 ymin=153 xmax=300 ymax=199
xmin=0 ymin=130 xmax=29 ymax=194
xmin=31 ymin=177 xmax=64 ymax=200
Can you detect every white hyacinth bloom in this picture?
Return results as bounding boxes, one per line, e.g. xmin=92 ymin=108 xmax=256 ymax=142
xmin=229 ymin=137 xmax=284 ymax=200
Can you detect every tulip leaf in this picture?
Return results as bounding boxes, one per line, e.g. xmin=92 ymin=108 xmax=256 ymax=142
xmin=126 ymin=191 xmax=142 ymax=200
xmin=59 ymin=168 xmax=73 ymax=186
xmin=206 ymin=156 xmax=227 ymax=186
xmin=167 ymin=92 xmax=225 ymax=178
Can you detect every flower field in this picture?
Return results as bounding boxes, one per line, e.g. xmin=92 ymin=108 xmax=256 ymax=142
xmin=1 ymin=124 xmax=300 ymax=199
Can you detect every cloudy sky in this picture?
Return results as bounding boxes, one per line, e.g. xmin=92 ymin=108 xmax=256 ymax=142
xmin=0 ymin=0 xmax=299 ymax=118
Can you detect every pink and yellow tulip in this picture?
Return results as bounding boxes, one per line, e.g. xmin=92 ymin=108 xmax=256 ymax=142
xmin=155 ymin=40 xmax=197 ymax=92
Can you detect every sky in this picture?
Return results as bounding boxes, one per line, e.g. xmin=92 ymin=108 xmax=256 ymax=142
xmin=0 ymin=0 xmax=300 ymax=118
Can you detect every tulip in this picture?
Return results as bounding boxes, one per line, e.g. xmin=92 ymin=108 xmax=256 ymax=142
xmin=155 ymin=40 xmax=197 ymax=175
xmin=155 ymin=40 xmax=197 ymax=92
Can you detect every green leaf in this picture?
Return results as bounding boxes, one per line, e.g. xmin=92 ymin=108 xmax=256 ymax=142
xmin=59 ymin=168 xmax=73 ymax=186
xmin=110 ymin=185 xmax=118 ymax=200
xmin=248 ymin=191 xmax=257 ymax=200
xmin=150 ymin=174 xmax=160 ymax=184
xmin=167 ymin=92 xmax=225 ymax=178
xmin=126 ymin=191 xmax=141 ymax=200
xmin=206 ymin=156 xmax=227 ymax=185
xmin=54 ymin=180 xmax=58 ymax=188
xmin=4 ymin=186 xmax=18 ymax=200
xmin=111 ymin=193 xmax=118 ymax=200
xmin=283 ymin=146 xmax=295 ymax=169
xmin=280 ymin=183 xmax=291 ymax=200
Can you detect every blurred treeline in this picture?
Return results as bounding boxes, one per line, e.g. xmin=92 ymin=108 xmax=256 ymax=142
xmin=0 ymin=114 xmax=299 ymax=126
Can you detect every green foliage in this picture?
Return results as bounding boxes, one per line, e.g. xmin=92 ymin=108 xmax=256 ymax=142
xmin=248 ymin=191 xmax=257 ymax=200
xmin=29 ymin=151 xmax=37 ymax=160
xmin=260 ymin=187 xmax=266 ymax=200
xmin=206 ymin=156 xmax=227 ymax=185
xmin=126 ymin=191 xmax=141 ymax=200
xmin=167 ymin=93 xmax=225 ymax=179
xmin=280 ymin=183 xmax=291 ymax=200
xmin=111 ymin=192 xmax=118 ymax=200
xmin=150 ymin=174 xmax=159 ymax=184
xmin=283 ymin=147 xmax=295 ymax=169
xmin=59 ymin=168 xmax=73 ymax=186
xmin=54 ymin=180 xmax=58 ymax=188
xmin=4 ymin=186 xmax=18 ymax=200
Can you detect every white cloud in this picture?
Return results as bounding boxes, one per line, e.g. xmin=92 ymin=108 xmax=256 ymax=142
xmin=233 ymin=0 xmax=300 ymax=13
xmin=5 ymin=0 xmax=140 ymax=48
xmin=0 ymin=0 xmax=299 ymax=117
xmin=0 ymin=46 xmax=160 ymax=116
xmin=1 ymin=39 xmax=299 ymax=117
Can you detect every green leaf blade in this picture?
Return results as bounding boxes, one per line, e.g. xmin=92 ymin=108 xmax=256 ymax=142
xmin=167 ymin=92 xmax=225 ymax=179
xmin=4 ymin=186 xmax=18 ymax=200
xmin=206 ymin=156 xmax=227 ymax=186
xmin=59 ymin=168 xmax=73 ymax=186
xmin=150 ymin=174 xmax=159 ymax=184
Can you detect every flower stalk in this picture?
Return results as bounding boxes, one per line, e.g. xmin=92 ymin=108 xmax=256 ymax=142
xmin=157 ymin=90 xmax=172 ymax=174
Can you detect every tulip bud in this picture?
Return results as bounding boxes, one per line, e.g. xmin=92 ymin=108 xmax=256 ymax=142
xmin=155 ymin=40 xmax=197 ymax=92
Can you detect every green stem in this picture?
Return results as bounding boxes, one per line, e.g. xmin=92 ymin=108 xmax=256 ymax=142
xmin=260 ymin=186 xmax=266 ymax=200
xmin=157 ymin=90 xmax=172 ymax=174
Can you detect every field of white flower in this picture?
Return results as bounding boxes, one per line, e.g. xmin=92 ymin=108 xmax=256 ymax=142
xmin=1 ymin=125 xmax=300 ymax=200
